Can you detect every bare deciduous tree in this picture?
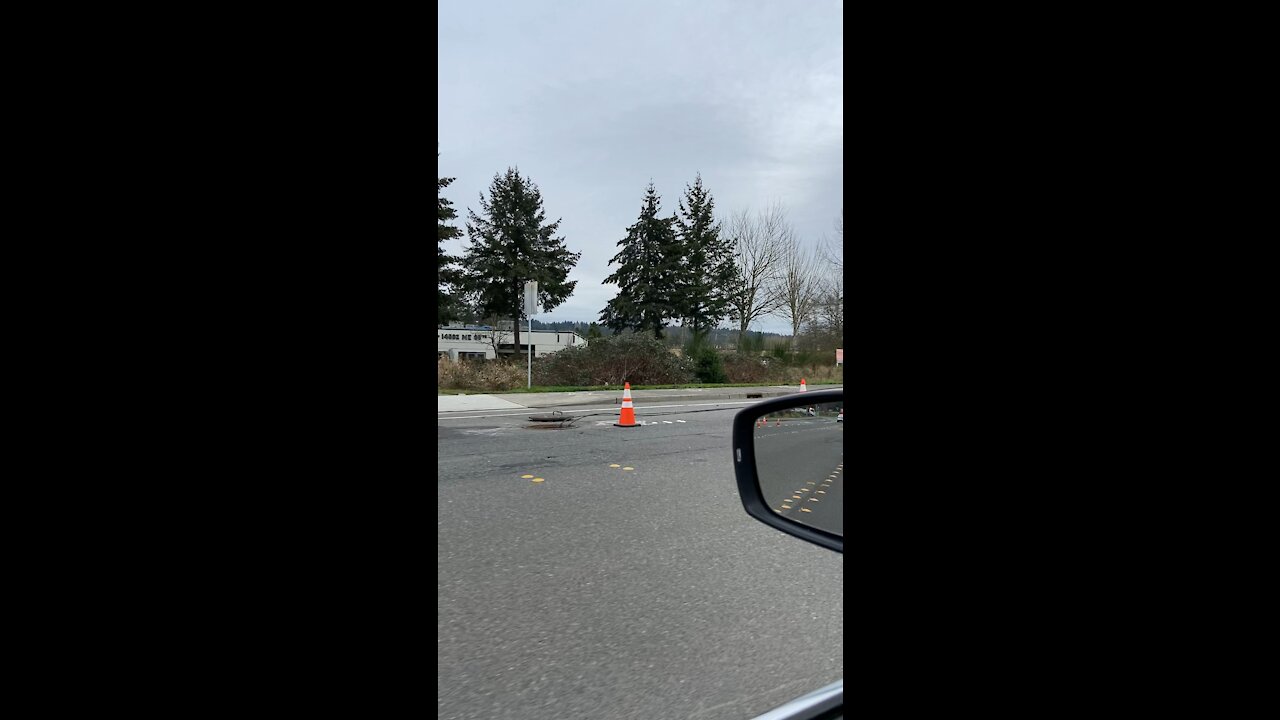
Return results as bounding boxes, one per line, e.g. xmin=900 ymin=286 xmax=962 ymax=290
xmin=471 ymin=316 xmax=513 ymax=359
xmin=807 ymin=208 xmax=844 ymax=358
xmin=776 ymin=236 xmax=822 ymax=350
xmin=726 ymin=203 xmax=792 ymax=348
xmin=812 ymin=274 xmax=843 ymax=351
xmin=817 ymin=207 xmax=843 ymax=274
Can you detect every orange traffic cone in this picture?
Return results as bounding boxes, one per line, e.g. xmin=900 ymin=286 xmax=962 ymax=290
xmin=800 ymin=378 xmax=807 ymax=392
xmin=614 ymin=382 xmax=638 ymax=427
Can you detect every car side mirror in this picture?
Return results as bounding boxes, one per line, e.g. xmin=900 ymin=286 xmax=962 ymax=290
xmin=732 ymin=389 xmax=843 ymax=553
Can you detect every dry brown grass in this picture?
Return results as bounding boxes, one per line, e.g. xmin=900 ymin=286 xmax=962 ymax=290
xmin=439 ymin=351 xmax=842 ymax=392
xmin=438 ymin=357 xmax=527 ymax=392
xmin=721 ymin=353 xmax=843 ymax=385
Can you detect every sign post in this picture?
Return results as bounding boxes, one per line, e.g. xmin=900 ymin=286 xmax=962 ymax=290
xmin=524 ymin=281 xmax=539 ymax=388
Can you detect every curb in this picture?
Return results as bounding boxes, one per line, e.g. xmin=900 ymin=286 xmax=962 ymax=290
xmin=437 ymin=386 xmax=842 ymax=413
xmin=509 ymin=389 xmax=813 ymax=410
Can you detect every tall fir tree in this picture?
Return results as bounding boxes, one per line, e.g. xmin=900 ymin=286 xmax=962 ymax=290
xmin=459 ymin=168 xmax=580 ymax=351
xmin=600 ymin=182 xmax=682 ymax=339
xmin=673 ymin=173 xmax=737 ymax=340
xmin=438 ymin=170 xmax=463 ymax=326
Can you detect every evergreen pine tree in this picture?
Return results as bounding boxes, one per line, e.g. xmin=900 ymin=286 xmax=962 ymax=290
xmin=599 ymin=182 xmax=681 ymax=338
xmin=438 ymin=171 xmax=462 ymax=326
xmin=460 ymin=168 xmax=580 ymax=351
xmin=674 ymin=173 xmax=737 ymax=340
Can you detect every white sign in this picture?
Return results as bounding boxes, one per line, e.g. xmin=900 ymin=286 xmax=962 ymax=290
xmin=523 ymin=281 xmax=540 ymax=316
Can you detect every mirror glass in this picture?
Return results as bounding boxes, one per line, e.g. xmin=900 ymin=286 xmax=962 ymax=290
xmin=752 ymin=400 xmax=843 ymax=537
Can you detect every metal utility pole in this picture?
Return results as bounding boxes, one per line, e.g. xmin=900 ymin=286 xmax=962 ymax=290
xmin=524 ymin=281 xmax=539 ymax=388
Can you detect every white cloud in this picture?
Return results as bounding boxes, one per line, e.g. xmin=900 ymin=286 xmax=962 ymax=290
xmin=439 ymin=0 xmax=842 ymax=335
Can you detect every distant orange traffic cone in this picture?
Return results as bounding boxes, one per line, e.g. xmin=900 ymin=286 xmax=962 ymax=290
xmin=800 ymin=378 xmax=807 ymax=392
xmin=614 ymin=382 xmax=638 ymax=427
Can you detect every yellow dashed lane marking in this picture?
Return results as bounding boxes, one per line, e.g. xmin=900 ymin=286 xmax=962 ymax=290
xmin=521 ymin=474 xmax=534 ymax=479
xmin=809 ymin=498 xmax=819 ymax=502
xmin=818 ymin=490 xmax=826 ymax=494
xmin=623 ymin=467 xmax=634 ymax=471
xmin=531 ymin=478 xmax=545 ymax=483
xmin=800 ymin=508 xmax=812 ymax=513
xmin=609 ymin=464 xmax=621 ymax=468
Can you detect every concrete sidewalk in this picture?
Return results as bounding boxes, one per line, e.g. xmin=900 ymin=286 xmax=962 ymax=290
xmin=435 ymin=395 xmax=531 ymax=412
xmin=437 ymin=384 xmax=840 ymax=413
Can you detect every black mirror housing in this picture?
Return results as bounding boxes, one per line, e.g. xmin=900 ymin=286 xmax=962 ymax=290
xmin=732 ymin=389 xmax=843 ymax=553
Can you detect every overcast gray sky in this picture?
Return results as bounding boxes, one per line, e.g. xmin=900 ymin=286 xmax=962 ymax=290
xmin=438 ymin=0 xmax=843 ymax=335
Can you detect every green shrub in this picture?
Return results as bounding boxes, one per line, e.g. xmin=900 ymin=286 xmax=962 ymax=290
xmin=739 ymin=331 xmax=766 ymax=353
xmin=792 ymin=349 xmax=817 ymax=368
xmin=532 ymin=333 xmax=695 ymax=386
xmin=688 ymin=343 xmax=728 ymax=384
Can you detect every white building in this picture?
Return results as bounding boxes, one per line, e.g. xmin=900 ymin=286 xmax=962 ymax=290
xmin=437 ymin=325 xmax=588 ymax=361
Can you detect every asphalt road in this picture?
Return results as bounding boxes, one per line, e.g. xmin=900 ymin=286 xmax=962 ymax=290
xmin=752 ymin=418 xmax=844 ymax=537
xmin=438 ymin=399 xmax=844 ymax=720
